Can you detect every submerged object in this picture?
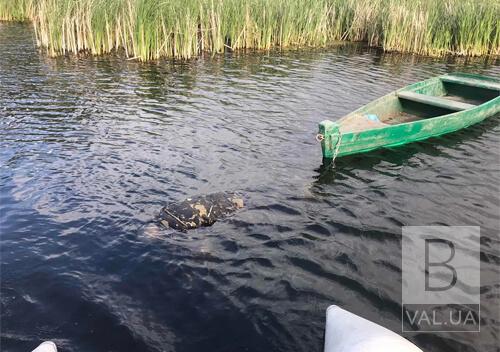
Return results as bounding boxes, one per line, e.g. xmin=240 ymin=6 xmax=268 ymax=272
xmin=157 ymin=192 xmax=244 ymax=231
xmin=324 ymin=305 xmax=422 ymax=352
xmin=317 ymin=73 xmax=500 ymax=160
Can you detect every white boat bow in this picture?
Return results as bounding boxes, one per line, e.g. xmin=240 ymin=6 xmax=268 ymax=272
xmin=324 ymin=305 xmax=423 ymax=352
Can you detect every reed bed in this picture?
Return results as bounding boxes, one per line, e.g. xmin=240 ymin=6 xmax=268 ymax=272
xmin=1 ymin=0 xmax=498 ymax=59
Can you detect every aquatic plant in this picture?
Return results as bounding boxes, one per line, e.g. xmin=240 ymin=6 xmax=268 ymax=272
xmin=1 ymin=0 xmax=498 ymax=59
xmin=0 ymin=0 xmax=33 ymax=21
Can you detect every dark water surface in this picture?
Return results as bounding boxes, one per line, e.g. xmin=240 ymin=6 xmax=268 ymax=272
xmin=1 ymin=23 xmax=499 ymax=352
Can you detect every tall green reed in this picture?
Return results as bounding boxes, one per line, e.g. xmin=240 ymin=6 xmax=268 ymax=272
xmin=1 ymin=0 xmax=498 ymax=60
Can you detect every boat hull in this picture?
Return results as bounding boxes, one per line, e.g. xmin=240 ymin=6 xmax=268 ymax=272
xmin=324 ymin=305 xmax=422 ymax=352
xmin=318 ymin=74 xmax=500 ymax=159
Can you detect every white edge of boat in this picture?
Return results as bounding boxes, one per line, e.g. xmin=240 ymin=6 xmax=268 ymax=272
xmin=31 ymin=341 xmax=57 ymax=352
xmin=324 ymin=305 xmax=423 ymax=352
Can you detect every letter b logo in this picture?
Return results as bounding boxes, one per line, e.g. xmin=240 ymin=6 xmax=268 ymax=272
xmin=424 ymin=238 xmax=457 ymax=292
xmin=402 ymin=226 xmax=480 ymax=306
xmin=402 ymin=227 xmax=480 ymax=332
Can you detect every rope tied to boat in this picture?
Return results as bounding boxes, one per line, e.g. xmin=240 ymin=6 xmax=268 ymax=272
xmin=316 ymin=123 xmax=343 ymax=163
xmin=331 ymin=129 xmax=343 ymax=163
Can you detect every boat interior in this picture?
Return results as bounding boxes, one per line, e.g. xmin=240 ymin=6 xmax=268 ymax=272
xmin=340 ymin=75 xmax=500 ymax=133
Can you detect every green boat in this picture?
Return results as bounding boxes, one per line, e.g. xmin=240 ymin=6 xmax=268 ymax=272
xmin=317 ymin=73 xmax=500 ymax=160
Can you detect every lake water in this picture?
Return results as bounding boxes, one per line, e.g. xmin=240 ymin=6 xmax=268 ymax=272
xmin=1 ymin=22 xmax=499 ymax=352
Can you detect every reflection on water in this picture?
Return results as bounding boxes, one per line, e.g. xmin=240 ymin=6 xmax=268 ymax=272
xmin=1 ymin=22 xmax=499 ymax=352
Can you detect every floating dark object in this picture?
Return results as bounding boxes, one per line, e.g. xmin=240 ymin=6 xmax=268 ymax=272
xmin=157 ymin=192 xmax=244 ymax=231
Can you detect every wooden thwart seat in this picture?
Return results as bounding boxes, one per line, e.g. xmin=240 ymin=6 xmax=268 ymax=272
xmin=397 ymin=91 xmax=476 ymax=111
xmin=441 ymin=75 xmax=500 ymax=91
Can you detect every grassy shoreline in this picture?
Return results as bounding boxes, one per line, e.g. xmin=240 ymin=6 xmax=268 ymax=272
xmin=1 ymin=0 xmax=499 ymax=60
